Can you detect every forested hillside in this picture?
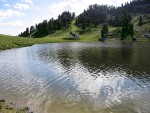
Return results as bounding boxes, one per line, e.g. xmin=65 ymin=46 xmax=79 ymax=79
xmin=19 ymin=0 xmax=150 ymax=38
xmin=76 ymin=0 xmax=150 ymax=31
xmin=19 ymin=11 xmax=75 ymax=38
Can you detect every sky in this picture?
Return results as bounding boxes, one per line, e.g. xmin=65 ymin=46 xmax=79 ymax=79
xmin=0 ymin=0 xmax=132 ymax=36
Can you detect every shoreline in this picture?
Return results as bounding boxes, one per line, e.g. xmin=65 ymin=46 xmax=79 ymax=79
xmin=0 ymin=37 xmax=150 ymax=51
xmin=0 ymin=98 xmax=33 ymax=113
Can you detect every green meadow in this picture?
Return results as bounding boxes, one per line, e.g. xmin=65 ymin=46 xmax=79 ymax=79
xmin=0 ymin=15 xmax=150 ymax=50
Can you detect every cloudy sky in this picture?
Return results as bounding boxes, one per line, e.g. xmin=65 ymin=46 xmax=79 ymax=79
xmin=0 ymin=0 xmax=132 ymax=36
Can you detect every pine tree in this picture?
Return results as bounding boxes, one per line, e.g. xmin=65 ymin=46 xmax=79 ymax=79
xmin=101 ymin=23 xmax=109 ymax=38
xmin=121 ymin=18 xmax=134 ymax=40
xmin=72 ymin=12 xmax=75 ymax=19
xmin=81 ymin=23 xmax=86 ymax=31
xmin=121 ymin=18 xmax=129 ymax=40
xmin=25 ymin=28 xmax=29 ymax=37
xmin=30 ymin=26 xmax=35 ymax=34
xmin=129 ymin=24 xmax=134 ymax=38
xmin=138 ymin=16 xmax=143 ymax=26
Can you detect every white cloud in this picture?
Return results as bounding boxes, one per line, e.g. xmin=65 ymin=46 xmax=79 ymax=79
xmin=0 ymin=9 xmax=25 ymax=18
xmin=34 ymin=5 xmax=41 ymax=11
xmin=0 ymin=19 xmax=23 ymax=35
xmin=0 ymin=0 xmax=7 ymax=2
xmin=3 ymin=4 xmax=10 ymax=7
xmin=14 ymin=3 xmax=30 ymax=10
xmin=48 ymin=0 xmax=132 ymax=18
xmin=23 ymin=0 xmax=33 ymax=6
xmin=0 ymin=0 xmax=132 ymax=36
xmin=0 ymin=21 xmax=29 ymax=36
xmin=0 ymin=21 xmax=25 ymax=27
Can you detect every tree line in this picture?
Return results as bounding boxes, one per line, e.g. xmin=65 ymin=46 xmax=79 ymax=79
xmin=19 ymin=11 xmax=75 ymax=37
xmin=75 ymin=0 xmax=150 ymax=31
xmin=19 ymin=0 xmax=150 ymax=38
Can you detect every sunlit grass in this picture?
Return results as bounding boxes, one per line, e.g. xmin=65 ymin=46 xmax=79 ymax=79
xmin=0 ymin=34 xmax=43 ymax=49
xmin=0 ymin=14 xmax=150 ymax=50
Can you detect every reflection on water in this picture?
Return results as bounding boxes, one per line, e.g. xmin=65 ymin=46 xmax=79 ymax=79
xmin=0 ymin=42 xmax=150 ymax=113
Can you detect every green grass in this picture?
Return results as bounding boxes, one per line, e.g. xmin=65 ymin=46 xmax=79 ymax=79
xmin=71 ymin=19 xmax=79 ymax=32
xmin=0 ymin=15 xmax=150 ymax=50
xmin=0 ymin=22 xmax=101 ymax=50
xmin=78 ymin=28 xmax=100 ymax=41
xmin=0 ymin=34 xmax=43 ymax=50
xmin=131 ymin=14 xmax=150 ymax=41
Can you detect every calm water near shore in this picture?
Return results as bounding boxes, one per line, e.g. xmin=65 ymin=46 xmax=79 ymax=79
xmin=0 ymin=41 xmax=150 ymax=113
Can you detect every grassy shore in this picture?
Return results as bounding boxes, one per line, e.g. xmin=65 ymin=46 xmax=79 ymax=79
xmin=0 ymin=27 xmax=100 ymax=50
xmin=0 ymin=99 xmax=31 ymax=113
xmin=0 ymin=28 xmax=149 ymax=50
xmin=0 ymin=15 xmax=150 ymax=50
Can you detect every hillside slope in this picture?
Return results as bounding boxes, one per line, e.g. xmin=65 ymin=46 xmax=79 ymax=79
xmin=0 ymin=14 xmax=150 ymax=50
xmin=45 ymin=19 xmax=100 ymax=42
xmin=0 ymin=19 xmax=100 ymax=50
xmin=132 ymin=14 xmax=150 ymax=40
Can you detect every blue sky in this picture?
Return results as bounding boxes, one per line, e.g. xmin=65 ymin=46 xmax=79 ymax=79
xmin=0 ymin=0 xmax=132 ymax=36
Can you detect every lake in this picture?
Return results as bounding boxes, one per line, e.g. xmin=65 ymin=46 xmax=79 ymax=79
xmin=0 ymin=41 xmax=150 ymax=113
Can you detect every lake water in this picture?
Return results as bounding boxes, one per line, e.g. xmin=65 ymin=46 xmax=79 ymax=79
xmin=0 ymin=42 xmax=150 ymax=113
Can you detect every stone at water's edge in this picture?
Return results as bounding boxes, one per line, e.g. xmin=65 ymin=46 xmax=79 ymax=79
xmin=145 ymin=33 xmax=150 ymax=38
xmin=0 ymin=99 xmax=32 ymax=113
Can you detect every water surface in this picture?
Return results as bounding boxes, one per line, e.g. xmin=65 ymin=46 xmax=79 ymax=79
xmin=0 ymin=42 xmax=150 ymax=113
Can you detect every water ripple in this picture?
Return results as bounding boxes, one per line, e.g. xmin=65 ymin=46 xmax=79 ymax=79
xmin=0 ymin=42 xmax=150 ymax=113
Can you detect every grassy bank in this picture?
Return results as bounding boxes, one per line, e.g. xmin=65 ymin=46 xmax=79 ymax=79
xmin=0 ymin=28 xmax=101 ymax=50
xmin=0 ymin=18 xmax=99 ymax=50
xmin=0 ymin=99 xmax=30 ymax=113
xmin=0 ymin=28 xmax=149 ymax=50
xmin=0 ymin=15 xmax=150 ymax=50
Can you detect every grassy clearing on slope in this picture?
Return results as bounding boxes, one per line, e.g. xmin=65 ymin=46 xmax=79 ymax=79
xmin=44 ymin=29 xmax=71 ymax=42
xmin=71 ymin=19 xmax=79 ymax=32
xmin=79 ymin=28 xmax=100 ymax=41
xmin=45 ymin=20 xmax=101 ymax=42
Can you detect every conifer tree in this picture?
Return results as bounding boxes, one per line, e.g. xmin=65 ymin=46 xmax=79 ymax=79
xmin=101 ymin=23 xmax=109 ymax=38
xmin=121 ymin=18 xmax=134 ymax=40
xmin=138 ymin=16 xmax=143 ymax=26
